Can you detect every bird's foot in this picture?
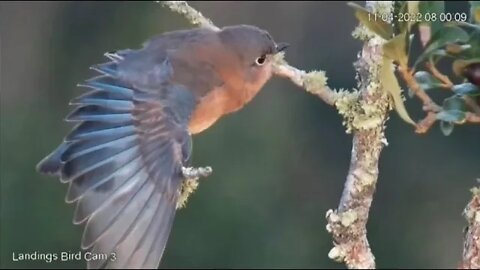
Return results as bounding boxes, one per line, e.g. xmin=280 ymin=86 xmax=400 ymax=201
xmin=181 ymin=166 xmax=213 ymax=179
xmin=176 ymin=166 xmax=213 ymax=209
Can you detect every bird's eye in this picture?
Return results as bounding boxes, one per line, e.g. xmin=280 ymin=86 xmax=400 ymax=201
xmin=255 ymin=55 xmax=266 ymax=66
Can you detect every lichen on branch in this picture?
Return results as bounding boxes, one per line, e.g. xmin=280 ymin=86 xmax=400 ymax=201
xmin=177 ymin=166 xmax=213 ymax=209
xmin=326 ymin=4 xmax=393 ymax=269
xmin=158 ymin=1 xmax=219 ymax=31
xmin=459 ymin=186 xmax=480 ymax=269
xmin=161 ymin=1 xmax=392 ymax=269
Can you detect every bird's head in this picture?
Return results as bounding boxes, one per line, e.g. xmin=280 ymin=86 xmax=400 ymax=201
xmin=219 ymin=25 xmax=289 ymax=88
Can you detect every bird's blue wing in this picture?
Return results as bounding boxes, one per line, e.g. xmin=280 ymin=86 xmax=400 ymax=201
xmin=37 ymin=52 xmax=196 ymax=269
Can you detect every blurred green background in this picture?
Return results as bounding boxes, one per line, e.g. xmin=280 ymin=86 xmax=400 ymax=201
xmin=1 ymin=1 xmax=479 ymax=269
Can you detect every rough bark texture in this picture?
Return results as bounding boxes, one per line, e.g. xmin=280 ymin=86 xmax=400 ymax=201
xmin=163 ymin=1 xmax=390 ymax=269
xmin=459 ymin=187 xmax=480 ymax=269
xmin=326 ymin=31 xmax=390 ymax=269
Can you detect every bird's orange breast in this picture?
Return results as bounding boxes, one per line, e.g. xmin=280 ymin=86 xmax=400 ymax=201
xmin=187 ymin=65 xmax=272 ymax=135
xmin=188 ymin=86 xmax=243 ymax=134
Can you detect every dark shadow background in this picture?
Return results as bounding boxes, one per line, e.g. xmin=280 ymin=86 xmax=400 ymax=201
xmin=1 ymin=1 xmax=479 ymax=269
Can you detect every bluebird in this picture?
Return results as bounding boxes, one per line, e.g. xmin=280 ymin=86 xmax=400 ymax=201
xmin=36 ymin=24 xmax=289 ymax=269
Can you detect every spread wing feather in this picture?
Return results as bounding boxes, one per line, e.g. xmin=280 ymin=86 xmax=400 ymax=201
xmin=37 ymin=51 xmax=197 ymax=268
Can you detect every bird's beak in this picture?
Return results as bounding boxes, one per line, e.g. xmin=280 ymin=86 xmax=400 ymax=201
xmin=275 ymin=42 xmax=290 ymax=54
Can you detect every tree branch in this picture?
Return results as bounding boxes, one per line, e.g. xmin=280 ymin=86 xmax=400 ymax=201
xmin=177 ymin=166 xmax=213 ymax=209
xmin=465 ymin=97 xmax=480 ymax=116
xmin=424 ymin=62 xmax=480 ymax=116
xmin=425 ymin=61 xmax=453 ymax=89
xmin=398 ymin=65 xmax=480 ymax=133
xmin=459 ymin=186 xmax=480 ymax=269
xmin=158 ymin=1 xmax=219 ymax=31
xmin=325 ymin=2 xmax=395 ymax=268
xmin=397 ymin=65 xmax=441 ymax=113
xmin=271 ymin=53 xmax=340 ymax=106
xmin=161 ymin=1 xmax=391 ymax=268
xmin=160 ymin=1 xmax=339 ymax=106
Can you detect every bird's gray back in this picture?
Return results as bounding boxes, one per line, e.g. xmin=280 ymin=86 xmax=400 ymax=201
xmin=116 ymin=28 xmax=224 ymax=99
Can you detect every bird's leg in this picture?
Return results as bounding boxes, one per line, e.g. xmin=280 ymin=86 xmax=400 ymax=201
xmin=176 ymin=166 xmax=213 ymax=209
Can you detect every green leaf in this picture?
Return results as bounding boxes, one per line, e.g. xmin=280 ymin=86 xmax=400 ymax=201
xmin=436 ymin=110 xmax=466 ymax=123
xmin=381 ymin=57 xmax=416 ymax=125
xmin=466 ymin=29 xmax=480 ymax=59
xmin=347 ymin=2 xmax=393 ymax=39
xmin=419 ymin=1 xmax=445 ymax=17
xmin=424 ymin=26 xmax=470 ymax=53
xmin=415 ymin=26 xmax=470 ymax=67
xmin=436 ymin=95 xmax=467 ymax=125
xmin=450 ymin=21 xmax=480 ymax=31
xmin=438 ymin=27 xmax=480 ymax=59
xmin=383 ymin=33 xmax=408 ymax=67
xmin=414 ymin=71 xmax=443 ymax=91
xmin=419 ymin=1 xmax=445 ymax=34
xmin=429 ymin=44 xmax=472 ymax=60
xmin=440 ymin=120 xmax=454 ymax=136
xmin=452 ymin=83 xmax=480 ymax=96
xmin=471 ymin=1 xmax=480 ymax=24
xmin=444 ymin=95 xmax=467 ymax=111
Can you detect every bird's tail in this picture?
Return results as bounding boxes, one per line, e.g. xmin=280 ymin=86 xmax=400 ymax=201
xmin=36 ymin=142 xmax=70 ymax=176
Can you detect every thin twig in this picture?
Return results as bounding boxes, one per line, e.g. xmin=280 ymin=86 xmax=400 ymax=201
xmin=158 ymin=1 xmax=219 ymax=31
xmin=425 ymin=61 xmax=454 ymax=89
xmin=465 ymin=112 xmax=480 ymax=123
xmin=398 ymin=65 xmax=441 ymax=112
xmin=160 ymin=1 xmax=339 ymax=106
xmin=162 ymin=1 xmax=388 ymax=268
xmin=324 ymin=1 xmax=404 ymax=267
xmin=465 ymin=97 xmax=480 ymax=116
xmin=424 ymin=62 xmax=480 ymax=115
xmin=272 ymin=58 xmax=338 ymax=106
xmin=415 ymin=112 xmax=438 ymax=134
xmin=397 ymin=65 xmax=445 ymax=134
xmin=398 ymin=64 xmax=480 ymax=132
xmin=414 ymin=111 xmax=480 ymax=133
